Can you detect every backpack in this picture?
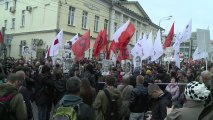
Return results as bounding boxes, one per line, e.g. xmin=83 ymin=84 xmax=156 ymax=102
xmin=53 ymin=104 xmax=79 ymax=120
xmin=0 ymin=91 xmax=18 ymax=120
xmin=103 ymin=89 xmax=118 ymax=120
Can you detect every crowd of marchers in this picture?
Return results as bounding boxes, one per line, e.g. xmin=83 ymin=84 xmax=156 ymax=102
xmin=0 ymin=57 xmax=213 ymax=120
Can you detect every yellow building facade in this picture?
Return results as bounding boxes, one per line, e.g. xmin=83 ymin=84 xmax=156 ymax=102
xmin=0 ymin=0 xmax=160 ymax=59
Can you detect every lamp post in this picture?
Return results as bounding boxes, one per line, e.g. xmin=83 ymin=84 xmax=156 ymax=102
xmin=158 ymin=16 xmax=172 ymax=64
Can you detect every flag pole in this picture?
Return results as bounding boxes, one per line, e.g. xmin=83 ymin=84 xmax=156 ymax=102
xmin=204 ymin=31 xmax=208 ymax=71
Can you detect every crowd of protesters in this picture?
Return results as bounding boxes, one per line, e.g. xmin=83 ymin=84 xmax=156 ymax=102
xmin=0 ymin=56 xmax=213 ymax=120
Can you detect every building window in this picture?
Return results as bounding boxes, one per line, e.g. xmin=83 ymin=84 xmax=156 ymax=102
xmin=104 ymin=19 xmax=108 ymax=33
xmin=114 ymin=22 xmax=117 ymax=33
xmin=12 ymin=18 xmax=15 ymax=29
xmin=68 ymin=6 xmax=75 ymax=26
xmin=5 ymin=2 xmax=9 ymax=10
xmin=82 ymin=11 xmax=88 ymax=29
xmin=94 ymin=15 xmax=99 ymax=32
xmin=4 ymin=20 xmax=7 ymax=29
xmin=21 ymin=10 xmax=25 ymax=27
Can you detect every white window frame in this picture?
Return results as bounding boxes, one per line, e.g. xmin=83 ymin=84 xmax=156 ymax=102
xmin=82 ymin=11 xmax=88 ymax=29
xmin=12 ymin=18 xmax=15 ymax=29
xmin=68 ymin=6 xmax=75 ymax=26
xmin=94 ymin=15 xmax=99 ymax=32
xmin=21 ymin=10 xmax=25 ymax=27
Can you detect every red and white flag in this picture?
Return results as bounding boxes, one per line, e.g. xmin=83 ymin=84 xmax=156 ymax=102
xmin=163 ymin=23 xmax=174 ymax=49
xmin=151 ymin=30 xmax=163 ymax=61
xmin=72 ymin=30 xmax=90 ymax=61
xmin=113 ymin=20 xmax=135 ymax=50
xmin=45 ymin=29 xmax=63 ymax=58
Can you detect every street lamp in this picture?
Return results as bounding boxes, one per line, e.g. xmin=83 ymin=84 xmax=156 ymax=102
xmin=159 ymin=15 xmax=173 ymax=28
xmin=158 ymin=16 xmax=172 ymax=64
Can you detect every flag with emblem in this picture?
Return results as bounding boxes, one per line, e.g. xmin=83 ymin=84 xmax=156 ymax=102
xmin=151 ymin=30 xmax=163 ymax=61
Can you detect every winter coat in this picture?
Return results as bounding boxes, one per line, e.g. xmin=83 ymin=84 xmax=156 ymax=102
xmin=121 ymin=85 xmax=133 ymax=116
xmin=165 ymin=83 xmax=180 ymax=101
xmin=19 ymin=85 xmax=33 ymax=119
xmin=0 ymin=84 xmax=27 ymax=120
xmin=53 ymin=78 xmax=66 ymax=105
xmin=93 ymin=87 xmax=122 ymax=120
xmin=129 ymin=84 xmax=148 ymax=113
xmin=35 ymin=74 xmax=54 ymax=105
xmin=151 ymin=91 xmax=172 ymax=120
xmin=198 ymin=102 xmax=213 ymax=120
xmin=166 ymin=100 xmax=205 ymax=120
xmin=57 ymin=94 xmax=95 ymax=120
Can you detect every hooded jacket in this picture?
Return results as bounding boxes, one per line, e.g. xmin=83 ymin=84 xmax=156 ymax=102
xmin=93 ymin=87 xmax=122 ymax=120
xmin=58 ymin=94 xmax=95 ymax=120
xmin=151 ymin=91 xmax=172 ymax=120
xmin=0 ymin=84 xmax=27 ymax=120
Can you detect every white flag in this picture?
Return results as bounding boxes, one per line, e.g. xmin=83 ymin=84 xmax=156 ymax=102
xmin=131 ymin=33 xmax=143 ymax=57
xmin=151 ymin=30 xmax=163 ymax=61
xmin=141 ymin=31 xmax=153 ymax=60
xmin=49 ymin=29 xmax=64 ymax=57
xmin=193 ymin=47 xmax=208 ymax=61
xmin=70 ymin=33 xmax=78 ymax=45
xmin=179 ymin=19 xmax=192 ymax=43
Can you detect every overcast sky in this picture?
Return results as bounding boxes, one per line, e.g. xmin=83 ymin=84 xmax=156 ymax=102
xmin=131 ymin=0 xmax=212 ymax=39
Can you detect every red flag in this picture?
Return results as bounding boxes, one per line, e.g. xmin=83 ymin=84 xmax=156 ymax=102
xmin=113 ymin=20 xmax=135 ymax=50
xmin=93 ymin=29 xmax=108 ymax=58
xmin=119 ymin=22 xmax=135 ymax=50
xmin=72 ymin=30 xmax=90 ymax=61
xmin=163 ymin=23 xmax=174 ymax=49
xmin=0 ymin=31 xmax=3 ymax=44
xmin=117 ymin=48 xmax=129 ymax=62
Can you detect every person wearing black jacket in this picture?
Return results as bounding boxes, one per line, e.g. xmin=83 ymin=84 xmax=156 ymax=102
xmin=53 ymin=69 xmax=66 ymax=106
xmin=147 ymin=84 xmax=172 ymax=120
xmin=35 ymin=65 xmax=55 ymax=120
xmin=129 ymin=75 xmax=148 ymax=120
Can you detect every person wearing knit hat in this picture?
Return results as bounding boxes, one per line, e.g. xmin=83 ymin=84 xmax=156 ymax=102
xmin=166 ymin=81 xmax=210 ymax=120
xmin=146 ymin=70 xmax=152 ymax=76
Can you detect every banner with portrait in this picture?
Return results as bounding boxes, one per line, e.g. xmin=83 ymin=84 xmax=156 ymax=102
xmin=22 ymin=46 xmax=30 ymax=56
xmin=133 ymin=55 xmax=141 ymax=72
xmin=101 ymin=59 xmax=114 ymax=75
xmin=63 ymin=42 xmax=72 ymax=59
xmin=63 ymin=58 xmax=73 ymax=74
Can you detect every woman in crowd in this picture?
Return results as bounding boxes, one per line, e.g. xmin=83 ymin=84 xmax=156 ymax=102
xmin=165 ymin=77 xmax=180 ymax=107
xmin=80 ymin=78 xmax=96 ymax=106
